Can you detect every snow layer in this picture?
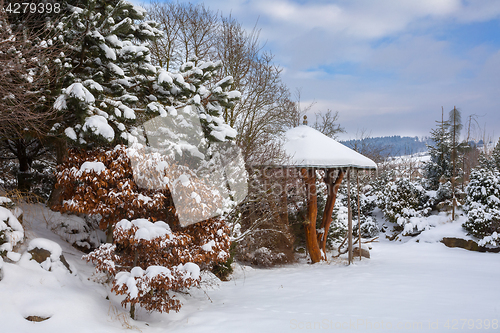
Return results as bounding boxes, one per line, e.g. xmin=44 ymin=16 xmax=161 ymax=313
xmin=78 ymin=161 xmax=107 ymax=175
xmin=1 ymin=204 xmax=499 ymax=332
xmin=65 ymin=83 xmax=95 ymax=103
xmin=83 ymin=115 xmax=115 ymax=141
xmin=0 ymin=206 xmax=24 ymax=252
xmin=280 ymin=125 xmax=377 ymax=169
xmin=115 ymin=218 xmax=172 ymax=241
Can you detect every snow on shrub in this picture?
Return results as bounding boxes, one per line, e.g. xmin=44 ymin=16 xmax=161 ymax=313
xmin=326 ymin=183 xmax=378 ymax=246
xmin=434 ymin=181 xmax=453 ymax=208
xmin=0 ymin=198 xmax=24 ymax=256
xmin=51 ymin=146 xmax=172 ymax=233
xmin=463 ymin=163 xmax=500 ymax=246
xmin=45 ymin=211 xmax=102 ymax=250
xmin=379 ymin=178 xmax=431 ymax=235
xmin=84 ymin=217 xmax=230 ymax=315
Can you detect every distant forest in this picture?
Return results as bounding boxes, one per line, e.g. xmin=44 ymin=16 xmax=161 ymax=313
xmin=341 ymin=136 xmax=432 ymax=157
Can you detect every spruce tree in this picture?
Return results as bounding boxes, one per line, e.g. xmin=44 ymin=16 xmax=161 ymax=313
xmin=51 ymin=1 xmax=240 ymax=153
xmin=492 ymin=138 xmax=500 ymax=170
xmin=463 ymin=154 xmax=500 ymax=246
xmin=425 ymin=108 xmax=452 ymax=189
xmin=51 ymin=0 xmax=163 ymax=147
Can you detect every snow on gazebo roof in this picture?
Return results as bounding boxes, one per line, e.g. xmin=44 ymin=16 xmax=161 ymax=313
xmin=279 ymin=125 xmax=377 ymax=170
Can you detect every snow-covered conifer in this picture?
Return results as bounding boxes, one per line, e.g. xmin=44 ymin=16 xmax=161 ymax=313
xmin=463 ymin=156 xmax=500 ymax=246
xmin=380 ymin=178 xmax=431 ymax=235
xmin=492 ymin=138 xmax=500 ymax=170
xmin=424 ymin=115 xmax=452 ymax=189
xmin=51 ymin=0 xmax=162 ymax=145
xmin=51 ymin=1 xmax=240 ymax=150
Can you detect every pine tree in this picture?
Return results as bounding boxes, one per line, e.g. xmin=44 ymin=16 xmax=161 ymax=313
xmin=51 ymin=1 xmax=240 ymax=150
xmin=47 ymin=1 xmax=243 ymax=208
xmin=463 ymin=155 xmax=500 ymax=246
xmin=425 ymin=108 xmax=452 ymax=189
xmin=50 ymin=0 xmax=163 ymax=148
xmin=448 ymin=107 xmax=463 ymax=220
xmin=492 ymin=138 xmax=500 ymax=170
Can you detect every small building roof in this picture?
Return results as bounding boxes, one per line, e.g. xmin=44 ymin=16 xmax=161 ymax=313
xmin=280 ymin=125 xmax=377 ymax=170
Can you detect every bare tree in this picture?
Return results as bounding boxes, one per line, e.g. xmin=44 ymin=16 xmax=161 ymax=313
xmin=313 ymin=109 xmax=345 ymax=139
xmin=146 ymin=1 xmax=182 ymax=69
xmin=0 ymin=7 xmax=62 ymax=191
xmin=285 ymin=88 xmax=315 ymax=128
xmin=351 ymin=129 xmax=392 ymax=164
xmin=147 ymin=1 xmax=218 ymax=70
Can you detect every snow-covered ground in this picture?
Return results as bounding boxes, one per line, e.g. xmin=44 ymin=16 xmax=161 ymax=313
xmin=1 ymin=204 xmax=499 ymax=333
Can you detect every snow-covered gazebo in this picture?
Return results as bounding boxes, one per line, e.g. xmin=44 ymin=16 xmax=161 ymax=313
xmin=270 ymin=119 xmax=377 ymax=264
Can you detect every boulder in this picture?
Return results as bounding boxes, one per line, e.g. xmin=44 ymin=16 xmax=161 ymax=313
xmin=441 ymin=237 xmax=500 ymax=253
xmin=353 ymin=246 xmax=370 ymax=259
xmin=27 ymin=238 xmax=73 ymax=273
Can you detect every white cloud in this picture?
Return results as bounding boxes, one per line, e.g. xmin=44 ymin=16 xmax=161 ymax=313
xmin=252 ymin=0 xmax=462 ymax=39
xmin=131 ymin=0 xmax=500 ymax=139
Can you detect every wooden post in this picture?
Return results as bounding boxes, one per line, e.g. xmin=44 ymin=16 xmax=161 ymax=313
xmin=280 ymin=167 xmax=289 ymax=227
xmin=317 ymin=169 xmax=345 ymax=257
xmin=357 ymin=170 xmax=362 ymax=261
xmin=300 ymin=168 xmax=322 ymax=263
xmin=347 ymin=170 xmax=353 ymax=264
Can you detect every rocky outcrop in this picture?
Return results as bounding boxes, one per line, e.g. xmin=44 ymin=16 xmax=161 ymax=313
xmin=441 ymin=237 xmax=500 ymax=253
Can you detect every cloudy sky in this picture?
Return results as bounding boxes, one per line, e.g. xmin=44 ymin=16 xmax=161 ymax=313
xmin=135 ymin=0 xmax=500 ymax=141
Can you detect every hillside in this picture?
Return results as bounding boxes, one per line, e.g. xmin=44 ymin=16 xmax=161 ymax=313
xmin=341 ymin=136 xmax=432 ymax=157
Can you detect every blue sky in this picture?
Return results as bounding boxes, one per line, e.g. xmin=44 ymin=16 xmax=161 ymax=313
xmin=134 ymin=0 xmax=500 ymax=141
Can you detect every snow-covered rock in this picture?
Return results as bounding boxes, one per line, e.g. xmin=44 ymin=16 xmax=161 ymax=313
xmin=26 ymin=238 xmax=73 ymax=273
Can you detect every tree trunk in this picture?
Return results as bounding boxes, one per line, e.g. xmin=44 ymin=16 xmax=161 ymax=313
xmin=16 ymin=140 xmax=32 ymax=192
xmin=300 ymin=168 xmax=322 ymax=263
xmin=106 ymin=223 xmax=114 ymax=244
xmin=279 ymin=168 xmax=289 ymax=227
xmin=47 ymin=137 xmax=68 ymax=208
xmin=317 ymin=169 xmax=344 ymax=256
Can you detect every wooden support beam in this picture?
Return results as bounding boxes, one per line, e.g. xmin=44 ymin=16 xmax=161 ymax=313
xmin=347 ymin=170 xmax=353 ymax=264
xmin=300 ymin=167 xmax=322 ymax=263
xmin=317 ymin=169 xmax=345 ymax=258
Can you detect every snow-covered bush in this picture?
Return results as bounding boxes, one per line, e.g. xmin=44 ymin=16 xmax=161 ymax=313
xmin=84 ymin=217 xmax=230 ymax=316
xmin=435 ymin=181 xmax=453 ymax=208
xmin=351 ymin=185 xmax=378 ymax=238
xmin=44 ymin=210 xmax=102 ymax=251
xmin=326 ymin=183 xmax=378 ymax=246
xmin=463 ymin=162 xmax=500 ymax=246
xmin=492 ymin=138 xmax=500 ymax=170
xmin=379 ymin=178 xmax=431 ymax=235
xmin=0 ymin=197 xmax=24 ymax=257
xmin=51 ymin=146 xmax=172 ymax=235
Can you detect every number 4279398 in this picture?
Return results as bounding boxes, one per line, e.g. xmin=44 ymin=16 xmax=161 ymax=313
xmin=5 ymin=2 xmax=61 ymax=14
xmin=443 ymin=319 xmax=498 ymax=330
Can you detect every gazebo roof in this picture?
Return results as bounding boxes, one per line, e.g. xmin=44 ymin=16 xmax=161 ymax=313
xmin=279 ymin=125 xmax=377 ymax=170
